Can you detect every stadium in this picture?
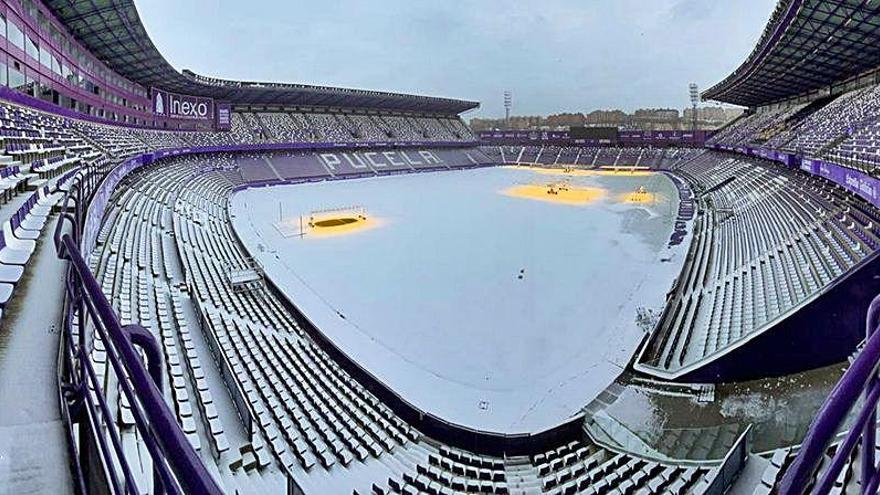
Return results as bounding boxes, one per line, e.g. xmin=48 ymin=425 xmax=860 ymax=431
xmin=1 ymin=0 xmax=880 ymax=494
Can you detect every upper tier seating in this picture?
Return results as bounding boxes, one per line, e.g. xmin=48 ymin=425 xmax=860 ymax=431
xmin=707 ymin=105 xmax=806 ymax=148
xmin=708 ymin=82 xmax=880 ymax=176
xmin=0 ymin=102 xmax=92 ymax=322
xmin=781 ymin=85 xmax=880 ymax=157
xmin=230 ymin=111 xmax=474 ymax=145
xmin=258 ymin=112 xmax=317 ymax=143
xmin=827 ymin=117 xmax=880 ymax=173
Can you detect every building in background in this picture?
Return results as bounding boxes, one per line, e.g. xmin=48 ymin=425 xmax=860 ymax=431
xmin=470 ymin=106 xmax=743 ymax=132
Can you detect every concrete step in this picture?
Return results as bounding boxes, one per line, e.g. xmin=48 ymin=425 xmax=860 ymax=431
xmin=0 ymin=421 xmax=75 ymax=495
xmin=504 ymin=456 xmax=542 ymax=495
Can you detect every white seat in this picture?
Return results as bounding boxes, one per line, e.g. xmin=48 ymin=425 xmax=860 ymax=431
xmin=0 ymin=264 xmax=23 ymax=284
xmin=2 ymin=223 xmax=34 ymax=254
xmin=0 ymin=231 xmax=29 ymax=266
xmin=20 ymin=211 xmax=45 ymax=232
xmin=31 ymin=202 xmax=53 ymax=217
xmin=14 ymin=225 xmax=39 ymax=240
xmin=38 ymin=190 xmax=62 ymax=208
xmin=0 ymin=282 xmax=12 ymax=306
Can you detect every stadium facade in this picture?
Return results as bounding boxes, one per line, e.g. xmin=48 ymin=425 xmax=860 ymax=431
xmin=0 ymin=0 xmax=876 ymax=494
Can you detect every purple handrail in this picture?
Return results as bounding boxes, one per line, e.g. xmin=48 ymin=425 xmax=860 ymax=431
xmin=779 ymin=294 xmax=880 ymax=494
xmin=55 ymin=173 xmax=223 ymax=495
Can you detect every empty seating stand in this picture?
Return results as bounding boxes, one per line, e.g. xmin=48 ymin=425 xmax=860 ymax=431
xmin=639 ymin=151 xmax=880 ymax=376
xmin=532 ymin=439 xmax=714 ymax=495
xmin=479 ymin=146 xmax=703 ymax=169
xmin=0 ymin=172 xmax=70 ymax=321
xmin=90 ymin=156 xmax=436 ymax=490
xmin=377 ymin=444 xmax=509 ymax=495
xmin=371 ymin=438 xmax=717 ymax=495
xmin=230 ymin=111 xmax=474 ymax=145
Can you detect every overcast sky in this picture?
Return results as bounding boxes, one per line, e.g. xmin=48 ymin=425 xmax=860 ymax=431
xmin=136 ymin=0 xmax=777 ymax=119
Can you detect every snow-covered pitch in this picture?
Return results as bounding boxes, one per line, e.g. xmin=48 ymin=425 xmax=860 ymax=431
xmin=230 ymin=167 xmax=690 ymax=433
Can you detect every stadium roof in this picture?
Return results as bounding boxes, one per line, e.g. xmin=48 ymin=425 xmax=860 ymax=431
xmin=702 ymin=0 xmax=880 ymax=107
xmin=43 ymin=0 xmax=479 ymax=114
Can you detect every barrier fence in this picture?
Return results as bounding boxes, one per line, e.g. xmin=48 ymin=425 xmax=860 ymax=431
xmin=55 ymin=171 xmax=223 ymax=494
xmin=779 ymin=294 xmax=880 ymax=494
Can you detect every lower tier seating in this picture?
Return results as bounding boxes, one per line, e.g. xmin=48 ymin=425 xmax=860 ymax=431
xmin=88 ymin=154 xmax=731 ymax=493
xmin=639 ymin=151 xmax=880 ymax=375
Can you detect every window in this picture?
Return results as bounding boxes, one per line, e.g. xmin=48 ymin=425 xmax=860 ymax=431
xmin=24 ymin=74 xmax=35 ymax=96
xmin=0 ymin=62 xmax=6 ymax=87
xmin=39 ymin=82 xmax=53 ymax=103
xmin=0 ymin=14 xmax=6 ymax=39
xmin=8 ymin=65 xmax=24 ymax=91
xmin=7 ymin=21 xmax=24 ymax=50
xmin=39 ymin=45 xmax=50 ymax=69
xmin=25 ymin=34 xmax=38 ymax=61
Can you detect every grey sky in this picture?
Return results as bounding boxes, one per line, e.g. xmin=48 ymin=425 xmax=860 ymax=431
xmin=137 ymin=0 xmax=777 ymax=119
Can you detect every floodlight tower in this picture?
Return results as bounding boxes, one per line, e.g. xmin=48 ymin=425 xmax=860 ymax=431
xmin=689 ymin=83 xmax=700 ymax=133
xmin=504 ymin=90 xmax=512 ymax=128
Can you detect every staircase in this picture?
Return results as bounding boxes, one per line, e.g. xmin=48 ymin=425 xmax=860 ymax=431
xmin=504 ymin=456 xmax=542 ymax=495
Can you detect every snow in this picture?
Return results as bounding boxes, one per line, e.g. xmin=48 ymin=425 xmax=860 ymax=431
xmin=229 ymin=167 xmax=690 ymax=433
xmin=0 ymin=218 xmax=73 ymax=494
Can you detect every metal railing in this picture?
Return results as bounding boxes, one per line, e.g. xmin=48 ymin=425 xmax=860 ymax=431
xmin=779 ymin=294 xmax=880 ymax=494
xmin=56 ymin=172 xmax=223 ymax=495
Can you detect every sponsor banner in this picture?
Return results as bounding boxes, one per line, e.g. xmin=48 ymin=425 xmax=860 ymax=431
xmin=478 ymin=130 xmax=569 ymax=141
xmin=738 ymin=147 xmax=797 ymax=168
xmin=620 ymin=130 xmax=709 ymax=142
xmin=801 ymin=158 xmax=820 ymax=175
xmin=816 ymin=160 xmax=880 ymax=207
xmin=216 ymin=102 xmax=232 ymax=130
xmin=152 ymin=88 xmax=214 ymax=121
xmin=778 ymin=151 xmax=798 ymax=168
